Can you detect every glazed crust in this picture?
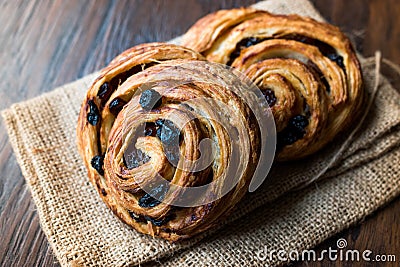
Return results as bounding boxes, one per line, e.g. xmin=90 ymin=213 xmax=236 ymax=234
xmin=76 ymin=43 xmax=261 ymax=241
xmin=182 ymin=8 xmax=364 ymax=160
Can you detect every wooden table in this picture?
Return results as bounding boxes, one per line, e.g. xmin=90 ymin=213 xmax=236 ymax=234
xmin=0 ymin=0 xmax=399 ymax=266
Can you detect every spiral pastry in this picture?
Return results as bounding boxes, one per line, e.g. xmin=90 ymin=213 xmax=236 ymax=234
xmin=182 ymin=8 xmax=364 ymax=160
xmin=77 ymin=43 xmax=263 ymax=241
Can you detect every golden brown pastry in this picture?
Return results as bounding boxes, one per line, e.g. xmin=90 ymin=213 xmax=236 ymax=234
xmin=182 ymin=8 xmax=364 ymax=160
xmin=77 ymin=43 xmax=262 ymax=241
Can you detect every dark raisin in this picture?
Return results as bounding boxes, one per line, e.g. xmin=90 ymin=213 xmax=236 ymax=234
xmin=124 ymin=149 xmax=150 ymax=169
xmin=144 ymin=216 xmax=163 ymax=226
xmin=261 ymin=88 xmax=277 ymax=107
xmin=164 ymin=145 xmax=180 ymax=165
xmin=91 ymin=155 xmax=104 ymax=175
xmin=327 ymin=53 xmax=345 ymax=69
xmin=101 ymin=188 xmax=107 ymax=196
xmin=109 ymin=97 xmax=127 ymax=116
xmin=108 ymin=65 xmax=142 ymax=91
xmin=283 ymin=34 xmax=316 ymax=46
xmin=278 ymin=130 xmax=301 ymax=145
xmin=138 ymin=183 xmax=170 ymax=208
xmin=227 ymin=50 xmax=241 ymax=66
xmin=290 ymin=115 xmax=309 ymax=130
xmin=205 ymin=202 xmax=213 ymax=211
xmin=97 ymin=82 xmax=112 ymax=99
xmin=139 ymin=89 xmax=163 ymax=110
xmin=283 ymin=34 xmax=335 ymax=56
xmin=155 ymin=119 xmax=164 ymax=127
xmin=145 ymin=213 xmax=175 ymax=226
xmin=276 ymin=115 xmax=309 ymax=148
xmin=241 ymin=37 xmax=260 ymax=48
xmin=144 ymin=122 xmax=157 ymax=136
xmin=321 ymin=76 xmax=330 ymax=93
xmin=161 ymin=228 xmax=174 ymax=233
xmin=156 ymin=120 xmax=180 ymax=145
xmin=128 ymin=211 xmax=146 ymax=223
xmin=154 ymin=119 xmax=181 ymax=164
xmin=144 ymin=215 xmax=172 ymax=226
xmin=227 ymin=37 xmax=265 ymax=65
xmin=179 ymin=132 xmax=184 ymax=144
xmin=139 ymin=196 xmax=161 ymax=209
xmin=205 ymin=170 xmax=214 ymax=184
xmin=87 ymin=100 xmax=100 ymax=126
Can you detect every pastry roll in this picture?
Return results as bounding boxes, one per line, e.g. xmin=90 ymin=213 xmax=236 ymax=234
xmin=182 ymin=8 xmax=364 ymax=160
xmin=77 ymin=43 xmax=262 ymax=241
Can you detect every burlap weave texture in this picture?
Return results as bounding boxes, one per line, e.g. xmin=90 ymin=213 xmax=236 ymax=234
xmin=2 ymin=0 xmax=400 ymax=266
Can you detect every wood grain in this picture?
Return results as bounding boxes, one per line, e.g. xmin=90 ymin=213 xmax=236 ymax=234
xmin=0 ymin=0 xmax=399 ymax=266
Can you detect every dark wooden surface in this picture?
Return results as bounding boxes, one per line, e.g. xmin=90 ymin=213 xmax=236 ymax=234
xmin=0 ymin=0 xmax=399 ymax=266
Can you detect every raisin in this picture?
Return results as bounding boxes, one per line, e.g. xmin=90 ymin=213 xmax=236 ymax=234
xmin=233 ymin=37 xmax=262 ymax=49
xmin=101 ymin=188 xmax=107 ymax=196
xmin=261 ymin=88 xmax=277 ymax=107
xmin=327 ymin=53 xmax=345 ymax=69
xmin=155 ymin=119 xmax=164 ymax=127
xmin=227 ymin=50 xmax=241 ymax=66
xmin=290 ymin=115 xmax=309 ymax=130
xmin=139 ymin=197 xmax=161 ymax=209
xmin=128 ymin=211 xmax=146 ymax=223
xmin=138 ymin=183 xmax=169 ymax=208
xmin=205 ymin=170 xmax=214 ymax=184
xmin=153 ymin=119 xmax=181 ymax=163
xmin=124 ymin=149 xmax=150 ymax=169
xmin=277 ymin=115 xmax=309 ymax=148
xmin=164 ymin=145 xmax=180 ymax=165
xmin=139 ymin=89 xmax=163 ymax=110
xmin=144 ymin=122 xmax=157 ymax=136
xmin=108 ymin=65 xmax=143 ymax=92
xmin=87 ymin=100 xmax=100 ymax=126
xmin=278 ymin=130 xmax=300 ymax=146
xmin=239 ymin=37 xmax=261 ymax=48
xmin=227 ymin=37 xmax=265 ymax=65
xmin=109 ymin=97 xmax=127 ymax=116
xmin=97 ymin=82 xmax=112 ymax=99
xmin=144 ymin=216 xmax=163 ymax=226
xmin=145 ymin=215 xmax=174 ymax=226
xmin=156 ymin=120 xmax=180 ymax=145
xmin=283 ymin=34 xmax=317 ymax=47
xmin=91 ymin=155 xmax=104 ymax=175
xmin=161 ymin=228 xmax=174 ymax=233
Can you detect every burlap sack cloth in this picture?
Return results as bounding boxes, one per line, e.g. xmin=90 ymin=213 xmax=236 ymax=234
xmin=2 ymin=0 xmax=400 ymax=266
